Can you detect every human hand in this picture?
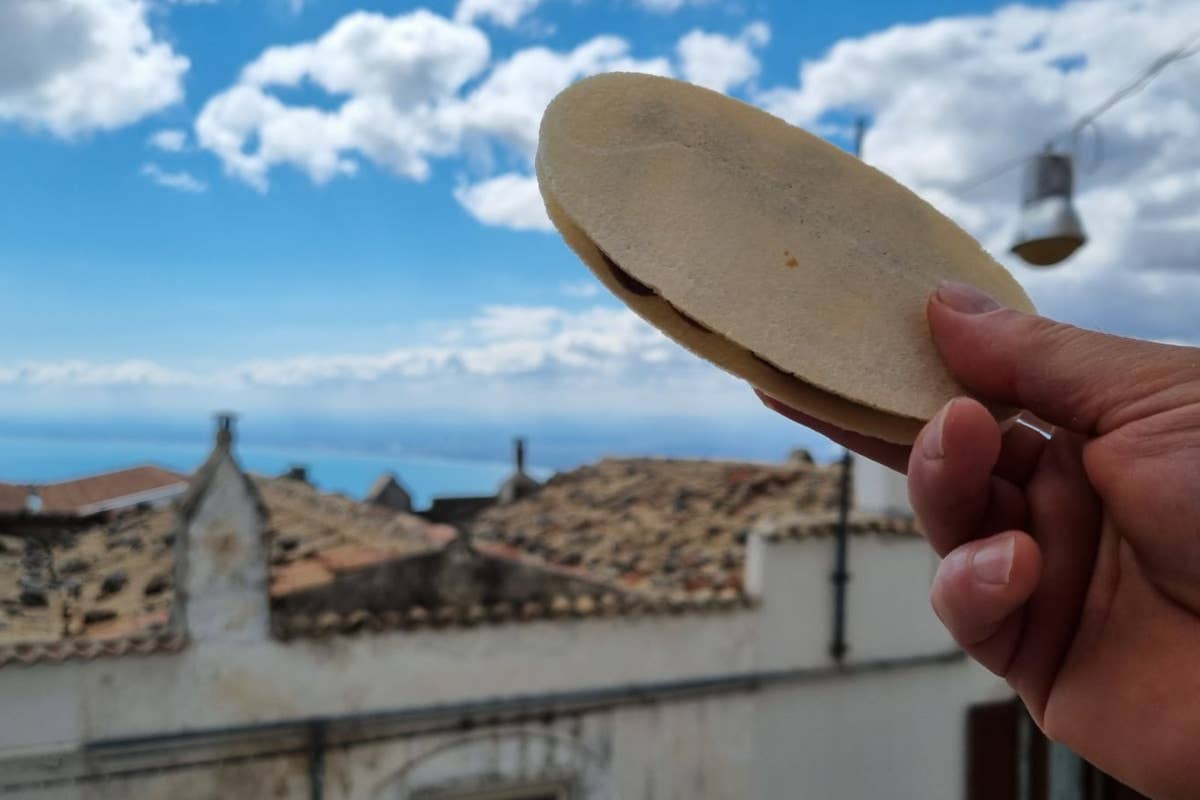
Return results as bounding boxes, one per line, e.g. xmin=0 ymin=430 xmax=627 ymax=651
xmin=760 ymin=281 xmax=1200 ymax=799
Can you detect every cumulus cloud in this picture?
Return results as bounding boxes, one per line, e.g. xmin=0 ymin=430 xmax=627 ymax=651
xmin=454 ymin=173 xmax=554 ymax=231
xmin=140 ymin=162 xmax=207 ymax=193
xmin=454 ymin=0 xmax=543 ymax=28
xmin=0 ymin=0 xmax=188 ymax=137
xmin=197 ymin=10 xmax=489 ymax=190
xmin=197 ymin=9 xmax=670 ymax=224
xmin=676 ymin=22 xmax=770 ymax=93
xmin=756 ymin=0 xmax=1200 ymax=344
xmin=148 ymin=128 xmax=187 ymax=152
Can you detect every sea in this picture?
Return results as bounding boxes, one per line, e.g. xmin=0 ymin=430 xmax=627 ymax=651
xmin=0 ymin=434 xmax=526 ymax=509
xmin=0 ymin=413 xmax=831 ymax=509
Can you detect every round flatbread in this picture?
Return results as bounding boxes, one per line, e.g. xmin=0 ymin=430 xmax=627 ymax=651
xmin=536 ymin=72 xmax=1035 ymax=444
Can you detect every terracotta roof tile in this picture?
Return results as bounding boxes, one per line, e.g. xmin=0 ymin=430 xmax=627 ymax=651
xmin=466 ymin=456 xmax=849 ymax=600
xmin=1 ymin=474 xmax=445 ymax=664
xmin=316 ymin=544 xmax=390 ymax=572
xmin=36 ymin=466 xmax=187 ymax=516
xmin=269 ymin=559 xmax=334 ymax=598
xmin=0 ymin=483 xmax=26 ymax=514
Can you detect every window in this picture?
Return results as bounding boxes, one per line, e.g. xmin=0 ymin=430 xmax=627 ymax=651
xmin=967 ymin=699 xmax=1149 ymax=800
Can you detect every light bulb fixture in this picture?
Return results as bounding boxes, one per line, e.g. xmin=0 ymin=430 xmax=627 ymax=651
xmin=1010 ymin=151 xmax=1087 ymax=267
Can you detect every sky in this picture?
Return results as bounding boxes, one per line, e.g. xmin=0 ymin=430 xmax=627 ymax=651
xmin=1 ymin=0 xmax=1198 ymax=453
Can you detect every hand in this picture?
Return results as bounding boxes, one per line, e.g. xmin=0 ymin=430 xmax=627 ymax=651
xmin=760 ymin=280 xmax=1200 ymax=800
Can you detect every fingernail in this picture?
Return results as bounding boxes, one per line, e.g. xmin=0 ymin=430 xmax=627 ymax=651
xmin=922 ymin=401 xmax=951 ymax=460
xmin=972 ymin=536 xmax=1014 ymax=586
xmin=935 ymin=281 xmax=1001 ymax=314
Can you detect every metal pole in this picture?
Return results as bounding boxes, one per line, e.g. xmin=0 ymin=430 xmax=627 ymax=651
xmin=308 ymin=720 xmax=325 ymax=800
xmin=830 ymin=450 xmax=853 ymax=662
xmin=828 ymin=116 xmax=868 ymax=664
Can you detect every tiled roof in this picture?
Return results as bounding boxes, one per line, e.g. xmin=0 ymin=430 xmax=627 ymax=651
xmin=0 ymin=483 xmax=25 ymax=514
xmin=0 ymin=506 xmax=181 ymax=666
xmin=750 ymin=511 xmax=921 ymax=542
xmin=0 ymin=453 xmax=919 ymax=659
xmin=272 ymin=584 xmax=748 ymax=640
xmin=259 ymin=476 xmax=453 ymax=594
xmin=466 ymin=455 xmax=862 ymax=598
xmin=0 ymin=474 xmax=458 ymax=664
xmin=0 ymin=466 xmax=188 ymax=516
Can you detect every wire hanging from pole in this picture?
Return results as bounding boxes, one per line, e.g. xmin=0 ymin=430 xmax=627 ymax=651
xmin=953 ymin=29 xmax=1200 ymax=194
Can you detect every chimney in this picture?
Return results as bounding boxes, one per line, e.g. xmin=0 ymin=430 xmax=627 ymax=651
xmin=283 ymin=465 xmax=309 ymax=484
xmin=178 ymin=414 xmax=268 ymax=644
xmin=24 ymin=487 xmax=42 ymax=515
xmin=215 ymin=411 xmax=236 ymax=448
xmin=514 ymin=437 xmax=526 ymax=473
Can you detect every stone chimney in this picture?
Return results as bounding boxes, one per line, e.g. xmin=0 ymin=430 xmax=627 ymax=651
xmin=215 ymin=411 xmax=236 ymax=448
xmin=174 ymin=412 xmax=269 ymax=643
xmin=498 ymin=437 xmax=539 ymax=505
xmin=282 ymin=465 xmax=309 ymax=484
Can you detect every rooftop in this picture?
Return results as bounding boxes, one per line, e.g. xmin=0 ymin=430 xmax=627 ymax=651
xmin=0 ymin=465 xmax=188 ymax=517
xmin=0 ymin=449 xmax=919 ymax=664
xmin=466 ymin=454 xmax=915 ymax=597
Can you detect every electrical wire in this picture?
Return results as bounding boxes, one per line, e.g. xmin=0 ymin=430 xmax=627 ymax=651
xmin=954 ymin=29 xmax=1200 ymax=194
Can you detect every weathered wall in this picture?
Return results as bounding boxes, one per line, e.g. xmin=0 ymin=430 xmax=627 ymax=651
xmin=179 ymin=456 xmax=268 ymax=644
xmin=11 ymin=658 xmax=1003 ymax=799
xmin=12 ymin=753 xmax=308 ymax=800
xmin=752 ymin=658 xmax=1010 ymax=800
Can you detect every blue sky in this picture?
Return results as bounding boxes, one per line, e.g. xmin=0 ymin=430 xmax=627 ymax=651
xmin=1 ymin=0 xmax=1198 ymax=452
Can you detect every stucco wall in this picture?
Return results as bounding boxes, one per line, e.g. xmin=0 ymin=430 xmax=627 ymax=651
xmin=6 ymin=657 xmax=1006 ymax=799
xmin=752 ymin=657 xmax=1010 ymax=799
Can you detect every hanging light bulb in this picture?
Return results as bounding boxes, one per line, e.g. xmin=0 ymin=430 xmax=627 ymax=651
xmin=1010 ymin=151 xmax=1086 ymax=267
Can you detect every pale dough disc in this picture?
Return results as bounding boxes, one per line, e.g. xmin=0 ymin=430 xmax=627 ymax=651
xmin=536 ymin=73 xmax=1035 ymax=444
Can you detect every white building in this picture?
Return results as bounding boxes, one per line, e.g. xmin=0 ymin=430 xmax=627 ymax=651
xmin=0 ymin=419 xmax=1100 ymax=799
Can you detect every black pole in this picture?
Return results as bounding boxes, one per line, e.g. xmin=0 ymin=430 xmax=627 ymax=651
xmin=829 ymin=118 xmax=868 ymax=664
xmin=852 ymin=116 xmax=867 ymax=159
xmin=308 ymin=720 xmax=325 ymax=800
xmin=830 ymin=450 xmax=852 ymax=662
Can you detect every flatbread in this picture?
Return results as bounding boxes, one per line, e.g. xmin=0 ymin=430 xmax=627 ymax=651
xmin=536 ymin=72 xmax=1035 ymax=444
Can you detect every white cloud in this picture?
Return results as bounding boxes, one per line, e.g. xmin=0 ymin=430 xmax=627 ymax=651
xmin=0 ymin=0 xmax=188 ymax=138
xmin=455 ymin=172 xmax=553 ymax=231
xmin=197 ymin=10 xmax=490 ymax=190
xmin=676 ymin=22 xmax=770 ymax=93
xmin=756 ymin=0 xmax=1200 ymax=344
xmin=454 ymin=0 xmax=542 ymax=28
xmin=141 ymin=162 xmax=207 ymax=193
xmin=635 ymin=0 xmax=696 ymax=12
xmin=561 ymin=281 xmax=600 ymax=298
xmin=197 ymin=9 xmax=670 ymax=225
xmin=148 ymin=128 xmax=187 ymax=152
xmin=0 ymin=304 xmax=720 ymax=419
xmin=0 ymin=359 xmax=194 ymax=387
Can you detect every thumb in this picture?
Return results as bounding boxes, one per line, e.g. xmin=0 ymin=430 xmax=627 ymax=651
xmin=928 ymin=281 xmax=1200 ymax=435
